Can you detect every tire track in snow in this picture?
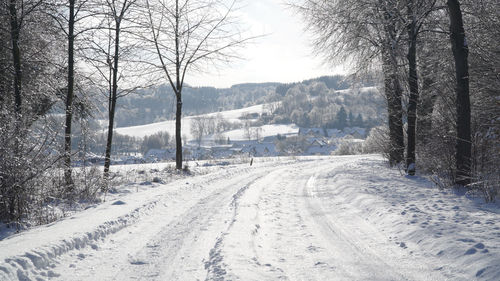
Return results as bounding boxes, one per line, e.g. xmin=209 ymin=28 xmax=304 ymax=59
xmin=213 ymin=157 xmax=440 ymax=281
xmin=206 ymin=160 xmax=336 ymax=280
xmin=203 ymin=180 xmax=252 ymax=281
xmin=114 ymin=169 xmax=272 ymax=281
xmin=205 ymin=166 xmax=301 ymax=281
xmin=247 ymin=162 xmax=356 ymax=280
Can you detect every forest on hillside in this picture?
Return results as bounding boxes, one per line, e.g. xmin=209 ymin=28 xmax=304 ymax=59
xmin=109 ymin=74 xmax=382 ymax=128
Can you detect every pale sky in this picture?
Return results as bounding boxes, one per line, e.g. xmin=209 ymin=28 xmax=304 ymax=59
xmin=187 ymin=0 xmax=345 ymax=88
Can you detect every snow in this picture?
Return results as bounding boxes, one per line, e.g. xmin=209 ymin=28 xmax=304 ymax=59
xmin=223 ymin=124 xmax=299 ymax=141
xmin=334 ymin=86 xmax=378 ymax=95
xmin=114 ymin=117 xmax=192 ymax=139
xmin=202 ymin=104 xmax=275 ymax=122
xmin=1 ymin=155 xmax=499 ymax=280
xmin=114 ymin=103 xmax=276 ymax=139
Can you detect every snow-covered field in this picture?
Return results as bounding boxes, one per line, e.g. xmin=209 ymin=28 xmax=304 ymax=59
xmin=1 ymin=155 xmax=499 ymax=280
xmin=223 ymin=124 xmax=299 ymax=141
xmin=114 ymin=103 xmax=282 ymax=140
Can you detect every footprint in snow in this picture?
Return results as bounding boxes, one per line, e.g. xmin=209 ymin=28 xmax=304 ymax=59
xmin=396 ymin=242 xmax=407 ymax=249
xmin=47 ymin=270 xmax=60 ymax=278
xmin=465 ymin=248 xmax=477 ymax=255
xmin=307 ymin=245 xmax=321 ymax=252
xmin=471 ymin=243 xmax=489 ymax=253
xmin=476 ymin=267 xmax=488 ymax=277
xmin=474 ymin=242 xmax=485 ymax=249
xmin=457 ymin=238 xmax=476 ymax=243
xmin=314 ymin=261 xmax=327 ymax=267
xmin=130 ymin=259 xmax=148 ymax=265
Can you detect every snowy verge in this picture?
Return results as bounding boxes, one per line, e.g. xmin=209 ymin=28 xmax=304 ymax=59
xmin=316 ymin=156 xmax=500 ymax=281
xmin=0 ymin=189 xmax=165 ymax=280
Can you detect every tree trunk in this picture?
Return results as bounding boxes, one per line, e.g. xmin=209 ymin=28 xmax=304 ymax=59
xmin=9 ymin=0 xmax=22 ymax=114
xmin=388 ymin=73 xmax=405 ymax=166
xmin=381 ymin=2 xmax=405 ymax=166
xmin=447 ymin=0 xmax=471 ymax=186
xmin=103 ymin=21 xmax=121 ymax=183
xmin=406 ymin=1 xmax=419 ymax=176
xmin=382 ymin=48 xmax=405 ymax=166
xmin=7 ymin=1 xmax=22 ymax=222
xmin=64 ymin=0 xmax=76 ymax=191
xmin=175 ymin=93 xmax=182 ymax=169
xmin=174 ymin=0 xmax=183 ymax=170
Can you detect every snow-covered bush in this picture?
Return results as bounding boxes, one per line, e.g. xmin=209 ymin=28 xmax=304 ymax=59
xmin=362 ymin=126 xmax=390 ymax=156
xmin=333 ymin=137 xmax=363 ymax=155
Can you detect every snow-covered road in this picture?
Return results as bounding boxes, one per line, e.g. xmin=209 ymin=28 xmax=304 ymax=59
xmin=1 ymin=155 xmax=499 ymax=280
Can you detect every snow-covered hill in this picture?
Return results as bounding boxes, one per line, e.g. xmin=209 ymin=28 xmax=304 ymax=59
xmin=114 ymin=103 xmax=298 ymax=142
xmin=1 ymin=155 xmax=498 ymax=280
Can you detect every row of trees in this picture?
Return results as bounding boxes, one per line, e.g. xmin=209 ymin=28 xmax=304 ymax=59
xmin=190 ymin=114 xmax=234 ymax=146
xmin=295 ymin=0 xmax=499 ymax=191
xmin=1 ymin=0 xmax=249 ymax=223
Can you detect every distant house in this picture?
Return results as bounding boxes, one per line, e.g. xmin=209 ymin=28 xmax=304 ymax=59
xmin=326 ymin=128 xmax=343 ymax=138
xmin=309 ymin=139 xmax=327 ymax=146
xmin=305 ymin=139 xmax=336 ymax=155
xmin=262 ymin=135 xmax=278 ymax=142
xmin=299 ymin=128 xmax=327 ymax=137
xmin=343 ymin=127 xmax=366 ymax=139
xmin=257 ymin=143 xmax=276 ymax=156
xmin=211 ymin=145 xmax=236 ymax=159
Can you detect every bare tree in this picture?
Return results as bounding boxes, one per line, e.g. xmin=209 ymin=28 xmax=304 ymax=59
xmin=81 ymin=0 xmax=148 ymax=185
xmin=243 ymin=120 xmax=252 ymax=141
xmin=190 ymin=116 xmax=206 ymax=147
xmin=64 ymin=0 xmax=77 ymax=190
xmin=101 ymin=0 xmax=138 ymax=184
xmin=45 ymin=0 xmax=100 ymax=191
xmin=144 ymin=0 xmax=253 ymax=169
xmin=254 ymin=127 xmax=263 ymax=142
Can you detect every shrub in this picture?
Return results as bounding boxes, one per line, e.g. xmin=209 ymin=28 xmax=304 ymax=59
xmin=362 ymin=125 xmax=390 ymax=156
